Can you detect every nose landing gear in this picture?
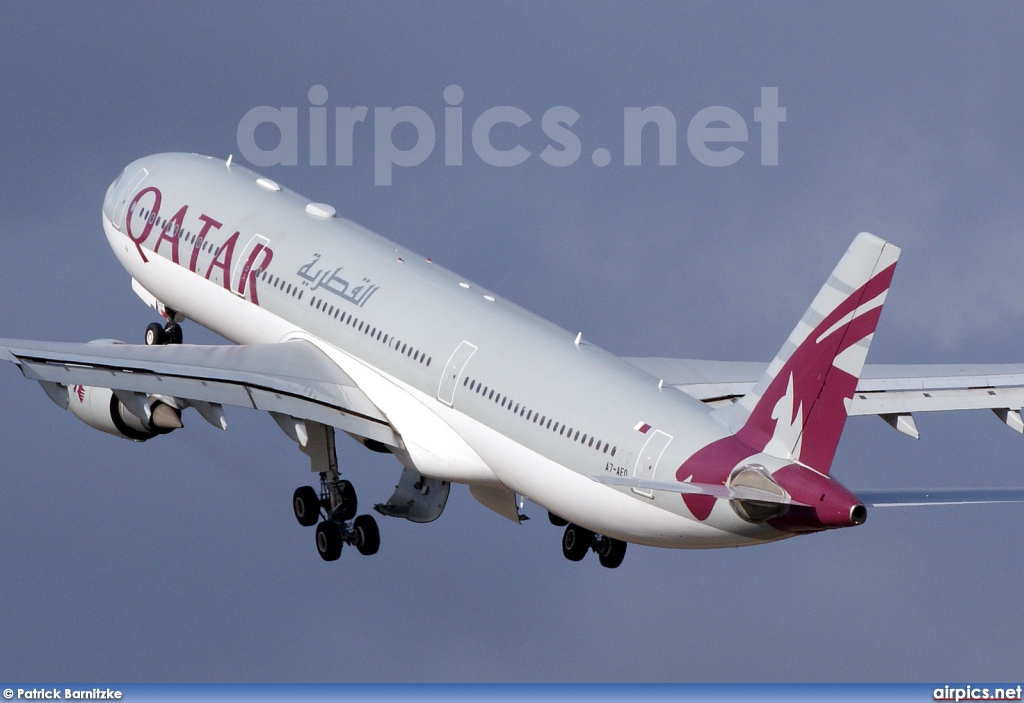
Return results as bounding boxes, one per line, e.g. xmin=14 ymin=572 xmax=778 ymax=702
xmin=560 ymin=522 xmax=627 ymax=569
xmin=143 ymin=303 xmax=185 ymax=345
xmin=144 ymin=321 xmax=183 ymax=345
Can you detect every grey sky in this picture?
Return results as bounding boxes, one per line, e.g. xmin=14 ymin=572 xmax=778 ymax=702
xmin=2 ymin=2 xmax=1023 ymax=682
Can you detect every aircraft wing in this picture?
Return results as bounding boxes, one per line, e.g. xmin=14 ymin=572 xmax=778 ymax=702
xmin=0 ymin=338 xmax=398 ymax=446
xmin=624 ymin=357 xmax=1024 ymax=438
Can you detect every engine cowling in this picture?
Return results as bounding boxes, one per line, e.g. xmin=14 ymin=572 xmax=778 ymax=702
xmin=66 ymin=384 xmax=181 ymax=442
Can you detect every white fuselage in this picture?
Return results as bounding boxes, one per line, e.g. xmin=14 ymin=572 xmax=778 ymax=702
xmin=101 ymin=153 xmax=794 ymax=549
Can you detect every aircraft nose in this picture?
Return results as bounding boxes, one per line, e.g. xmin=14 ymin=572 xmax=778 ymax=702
xmin=102 ymin=167 xmax=128 ymax=224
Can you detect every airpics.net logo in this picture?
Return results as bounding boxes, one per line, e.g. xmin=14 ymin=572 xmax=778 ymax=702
xmin=236 ymin=85 xmax=786 ymax=186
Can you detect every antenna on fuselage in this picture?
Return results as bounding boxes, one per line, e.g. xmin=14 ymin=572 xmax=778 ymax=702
xmin=226 ymin=154 xmax=233 ymax=169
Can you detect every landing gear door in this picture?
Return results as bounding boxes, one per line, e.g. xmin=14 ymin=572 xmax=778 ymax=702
xmin=437 ymin=341 xmax=477 ymax=407
xmin=374 ymin=466 xmax=450 ymax=523
xmin=632 ymin=430 xmax=672 ymax=499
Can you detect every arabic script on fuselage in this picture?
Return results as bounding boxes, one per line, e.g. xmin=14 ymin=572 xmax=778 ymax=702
xmin=296 ymin=253 xmax=379 ymax=308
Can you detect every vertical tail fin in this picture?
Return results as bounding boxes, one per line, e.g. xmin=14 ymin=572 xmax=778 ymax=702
xmin=714 ymin=232 xmax=900 ymax=473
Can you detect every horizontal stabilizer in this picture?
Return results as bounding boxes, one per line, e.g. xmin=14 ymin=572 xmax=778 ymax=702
xmin=626 ymin=358 xmax=1024 ymax=435
xmin=859 ymin=488 xmax=1024 ymax=507
xmin=590 ymin=474 xmax=808 ymax=506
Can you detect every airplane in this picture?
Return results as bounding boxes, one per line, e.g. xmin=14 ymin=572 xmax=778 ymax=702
xmin=3 ymin=151 xmax=1024 ymax=569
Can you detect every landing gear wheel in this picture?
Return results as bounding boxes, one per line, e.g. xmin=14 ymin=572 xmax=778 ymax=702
xmin=145 ymin=322 xmax=166 ymax=346
xmin=598 ymin=538 xmax=627 ymax=569
xmin=561 ymin=523 xmax=593 ymax=562
xmin=353 ymin=514 xmax=380 ymax=555
xmin=548 ymin=511 xmax=568 ymax=527
xmin=165 ymin=323 xmax=183 ymax=344
xmin=292 ymin=486 xmax=320 ymax=527
xmin=333 ymin=479 xmax=358 ymax=521
xmin=315 ymin=520 xmax=342 ymax=561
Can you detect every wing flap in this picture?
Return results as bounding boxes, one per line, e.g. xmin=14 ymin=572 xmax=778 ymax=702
xmin=18 ymin=357 xmax=257 ymax=407
xmin=848 ymin=387 xmax=1024 ymax=416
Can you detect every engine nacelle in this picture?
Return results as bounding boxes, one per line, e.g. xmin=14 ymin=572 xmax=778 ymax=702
xmin=66 ymin=384 xmax=181 ymax=442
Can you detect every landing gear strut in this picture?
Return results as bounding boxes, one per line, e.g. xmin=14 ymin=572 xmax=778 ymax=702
xmin=560 ymin=522 xmax=627 ymax=569
xmin=290 ymin=421 xmax=381 ymax=562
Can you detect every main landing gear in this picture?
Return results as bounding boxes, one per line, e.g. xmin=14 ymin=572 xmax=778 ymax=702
xmin=293 ymin=479 xmax=380 ymax=561
xmin=557 ymin=518 xmax=628 ymax=569
xmin=288 ymin=420 xmax=380 ymax=562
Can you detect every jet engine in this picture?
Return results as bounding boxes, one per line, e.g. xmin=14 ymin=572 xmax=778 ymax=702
xmin=68 ymin=385 xmax=181 ymax=441
xmin=52 ymin=383 xmax=182 ymax=442
xmin=27 ymin=338 xmax=184 ymax=442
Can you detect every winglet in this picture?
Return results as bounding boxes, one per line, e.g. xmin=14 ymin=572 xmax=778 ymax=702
xmin=715 ymin=233 xmax=900 ymax=473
